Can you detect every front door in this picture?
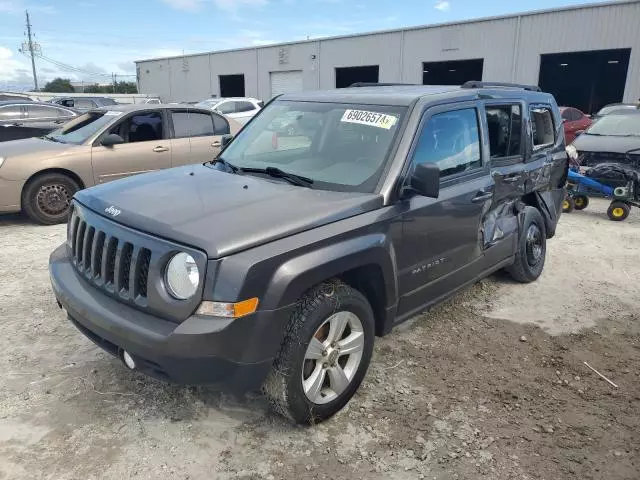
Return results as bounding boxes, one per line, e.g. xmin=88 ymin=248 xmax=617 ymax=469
xmin=396 ymin=103 xmax=494 ymax=318
xmin=91 ymin=110 xmax=171 ymax=184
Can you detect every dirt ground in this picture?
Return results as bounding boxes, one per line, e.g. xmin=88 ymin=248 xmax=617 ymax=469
xmin=1 ymin=198 xmax=639 ymax=480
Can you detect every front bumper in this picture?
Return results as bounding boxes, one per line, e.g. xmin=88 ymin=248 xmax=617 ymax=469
xmin=0 ymin=177 xmax=22 ymax=213
xmin=49 ymin=244 xmax=293 ymax=391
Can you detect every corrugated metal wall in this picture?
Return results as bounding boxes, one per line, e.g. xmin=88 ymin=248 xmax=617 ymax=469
xmin=137 ymin=1 xmax=640 ymax=104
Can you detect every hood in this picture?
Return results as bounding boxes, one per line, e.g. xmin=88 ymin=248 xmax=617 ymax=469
xmin=0 ymin=136 xmax=73 ymax=157
xmin=75 ymin=164 xmax=383 ymax=258
xmin=572 ymin=134 xmax=640 ymax=154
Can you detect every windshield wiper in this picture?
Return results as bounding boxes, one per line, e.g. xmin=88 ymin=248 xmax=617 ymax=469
xmin=211 ymin=157 xmax=239 ymax=173
xmin=240 ymin=166 xmax=314 ymax=187
xmin=42 ymin=135 xmax=62 ymax=143
xmin=584 ymin=132 xmax=605 ymax=136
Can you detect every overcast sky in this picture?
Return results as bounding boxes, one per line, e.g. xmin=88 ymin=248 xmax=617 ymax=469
xmin=0 ymin=0 xmax=604 ymax=90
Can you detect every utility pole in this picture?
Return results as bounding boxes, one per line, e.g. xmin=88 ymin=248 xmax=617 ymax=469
xmin=112 ymin=73 xmax=117 ymax=93
xmin=25 ymin=10 xmax=38 ymax=91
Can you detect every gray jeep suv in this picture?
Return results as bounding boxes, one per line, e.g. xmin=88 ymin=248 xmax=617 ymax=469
xmin=49 ymin=82 xmax=568 ymax=424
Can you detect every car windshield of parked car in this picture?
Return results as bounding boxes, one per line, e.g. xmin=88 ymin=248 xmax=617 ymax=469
xmin=195 ymin=100 xmax=218 ymax=109
xmin=44 ymin=111 xmax=116 ymax=144
xmin=586 ymin=114 xmax=640 ymax=137
xmin=219 ymin=100 xmax=406 ymax=192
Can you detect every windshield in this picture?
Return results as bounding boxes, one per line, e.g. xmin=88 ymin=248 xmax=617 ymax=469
xmin=44 ymin=111 xmax=117 ymax=144
xmin=220 ymin=100 xmax=406 ymax=192
xmin=196 ymin=100 xmax=218 ymax=109
xmin=586 ymin=114 xmax=640 ymax=137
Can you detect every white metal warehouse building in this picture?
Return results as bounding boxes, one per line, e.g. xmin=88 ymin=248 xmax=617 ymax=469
xmin=136 ymin=0 xmax=640 ymax=114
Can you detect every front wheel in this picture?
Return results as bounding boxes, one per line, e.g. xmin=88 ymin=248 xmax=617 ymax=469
xmin=263 ymin=280 xmax=375 ymax=424
xmin=573 ymin=195 xmax=589 ymax=211
xmin=607 ymin=201 xmax=630 ymax=221
xmin=562 ymin=196 xmax=575 ymax=213
xmin=506 ymin=206 xmax=547 ymax=283
xmin=22 ymin=173 xmax=79 ymax=225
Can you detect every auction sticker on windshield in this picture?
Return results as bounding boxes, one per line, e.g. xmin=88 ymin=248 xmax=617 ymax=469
xmin=341 ymin=109 xmax=398 ymax=130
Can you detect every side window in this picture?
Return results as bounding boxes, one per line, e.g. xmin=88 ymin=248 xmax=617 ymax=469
xmin=561 ymin=109 xmax=571 ymax=121
xmin=112 ymin=112 xmax=163 ymax=143
xmin=412 ymin=108 xmax=482 ymax=178
xmin=75 ymin=99 xmax=96 ymax=110
xmin=59 ymin=99 xmax=75 ymax=108
xmin=215 ymin=102 xmax=235 ymax=114
xmin=530 ymin=106 xmax=555 ymax=149
xmin=212 ymin=113 xmax=230 ymax=135
xmin=235 ymin=101 xmax=255 ymax=113
xmin=570 ymin=109 xmax=582 ymax=121
xmin=56 ymin=107 xmax=76 ymax=118
xmin=171 ymin=111 xmax=215 ymax=138
xmin=26 ymin=105 xmax=61 ymax=118
xmin=0 ymin=105 xmax=23 ymax=120
xmin=485 ymin=105 xmax=522 ymax=159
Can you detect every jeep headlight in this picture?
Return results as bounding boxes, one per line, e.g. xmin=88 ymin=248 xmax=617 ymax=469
xmin=165 ymin=252 xmax=199 ymax=300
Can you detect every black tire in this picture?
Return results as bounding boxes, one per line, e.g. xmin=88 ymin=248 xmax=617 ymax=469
xmin=562 ymin=196 xmax=575 ymax=213
xmin=22 ymin=173 xmax=79 ymax=225
xmin=607 ymin=201 xmax=630 ymax=221
xmin=263 ymin=280 xmax=375 ymax=424
xmin=573 ymin=195 xmax=589 ymax=211
xmin=506 ymin=207 xmax=547 ymax=283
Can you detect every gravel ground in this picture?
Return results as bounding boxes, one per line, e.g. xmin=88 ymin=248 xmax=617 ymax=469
xmin=1 ymin=198 xmax=639 ymax=480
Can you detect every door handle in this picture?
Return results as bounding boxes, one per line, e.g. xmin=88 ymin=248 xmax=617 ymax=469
xmin=153 ymin=146 xmax=169 ymax=153
xmin=471 ymin=191 xmax=493 ymax=203
xmin=211 ymin=141 xmax=221 ymax=148
xmin=503 ymin=175 xmax=522 ymax=184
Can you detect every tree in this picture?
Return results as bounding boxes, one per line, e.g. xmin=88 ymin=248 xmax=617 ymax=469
xmin=83 ymin=84 xmax=103 ymax=93
xmin=42 ymin=78 xmax=75 ymax=93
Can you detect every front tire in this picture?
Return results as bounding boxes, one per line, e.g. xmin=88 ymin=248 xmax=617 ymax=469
xmin=607 ymin=201 xmax=630 ymax=221
xmin=263 ymin=280 xmax=375 ymax=424
xmin=573 ymin=195 xmax=589 ymax=211
xmin=562 ymin=196 xmax=575 ymax=213
xmin=22 ymin=173 xmax=79 ymax=225
xmin=507 ymin=206 xmax=547 ymax=283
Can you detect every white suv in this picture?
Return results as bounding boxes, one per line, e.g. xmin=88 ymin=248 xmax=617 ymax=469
xmin=196 ymin=97 xmax=263 ymax=125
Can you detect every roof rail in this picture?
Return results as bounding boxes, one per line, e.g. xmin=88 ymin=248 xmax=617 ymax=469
xmin=461 ymin=81 xmax=541 ymax=92
xmin=349 ymin=82 xmax=418 ymax=87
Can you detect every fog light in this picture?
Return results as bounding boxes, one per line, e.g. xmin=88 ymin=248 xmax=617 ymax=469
xmin=122 ymin=351 xmax=136 ymax=370
xmin=196 ymin=297 xmax=259 ymax=318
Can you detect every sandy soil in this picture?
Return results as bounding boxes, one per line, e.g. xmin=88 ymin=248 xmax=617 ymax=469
xmin=1 ymin=198 xmax=639 ymax=480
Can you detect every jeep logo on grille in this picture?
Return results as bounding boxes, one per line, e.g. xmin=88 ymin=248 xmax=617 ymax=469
xmin=104 ymin=206 xmax=121 ymax=217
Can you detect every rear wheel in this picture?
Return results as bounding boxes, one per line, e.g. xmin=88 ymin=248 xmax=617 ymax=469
xmin=506 ymin=207 xmax=546 ymax=283
xmin=22 ymin=173 xmax=80 ymax=225
xmin=573 ymin=195 xmax=589 ymax=211
xmin=263 ymin=280 xmax=375 ymax=424
xmin=562 ymin=196 xmax=575 ymax=213
xmin=607 ymin=201 xmax=630 ymax=221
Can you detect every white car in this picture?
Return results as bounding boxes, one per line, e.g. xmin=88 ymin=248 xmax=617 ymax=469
xmin=196 ymin=97 xmax=263 ymax=125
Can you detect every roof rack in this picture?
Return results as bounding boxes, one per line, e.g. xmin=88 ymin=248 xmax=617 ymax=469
xmin=348 ymin=82 xmax=419 ymax=87
xmin=461 ymin=81 xmax=541 ymax=92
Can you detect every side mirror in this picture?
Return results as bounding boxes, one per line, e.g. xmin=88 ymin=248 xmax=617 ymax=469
xmin=101 ymin=133 xmax=124 ymax=147
xmin=221 ymin=134 xmax=234 ymax=148
xmin=409 ymin=163 xmax=440 ymax=198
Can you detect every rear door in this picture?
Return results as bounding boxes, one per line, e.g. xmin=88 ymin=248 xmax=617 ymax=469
xmin=396 ymin=102 xmax=495 ymax=317
xmin=90 ymin=110 xmax=171 ymax=183
xmin=169 ymin=109 xmax=230 ymax=166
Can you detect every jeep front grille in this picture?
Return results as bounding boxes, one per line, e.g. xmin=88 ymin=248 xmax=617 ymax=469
xmin=70 ymin=216 xmax=152 ymax=299
xmin=66 ymin=201 xmax=207 ymax=323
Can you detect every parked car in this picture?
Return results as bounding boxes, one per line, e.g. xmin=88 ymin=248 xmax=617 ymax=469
xmin=49 ymin=96 xmax=119 ymax=111
xmin=48 ymin=82 xmax=567 ymax=424
xmin=0 ymin=104 xmax=241 ymax=224
xmin=572 ymin=110 xmax=640 ymax=170
xmin=196 ymin=97 xmax=263 ymax=125
xmin=0 ymin=101 xmax=78 ymax=142
xmin=560 ymin=106 xmax=592 ymax=143
xmin=592 ymin=103 xmax=638 ymax=121
xmin=136 ymin=98 xmax=161 ymax=105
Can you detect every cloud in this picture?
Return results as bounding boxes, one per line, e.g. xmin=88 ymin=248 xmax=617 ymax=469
xmin=434 ymin=1 xmax=450 ymax=11
xmin=161 ymin=0 xmax=266 ymax=11
xmin=117 ymin=61 xmax=136 ymax=73
xmin=0 ymin=46 xmax=32 ymax=82
xmin=0 ymin=1 xmax=56 ymax=14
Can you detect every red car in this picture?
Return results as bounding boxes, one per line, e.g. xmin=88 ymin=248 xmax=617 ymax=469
xmin=560 ymin=107 xmax=592 ymax=144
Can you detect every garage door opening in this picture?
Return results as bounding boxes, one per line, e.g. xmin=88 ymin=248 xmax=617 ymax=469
xmin=422 ymin=59 xmax=484 ymax=85
xmin=270 ymin=70 xmax=304 ymax=98
xmin=538 ymin=49 xmax=630 ymax=114
xmin=219 ymin=74 xmax=245 ymax=97
xmin=335 ymin=65 xmax=379 ymax=88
